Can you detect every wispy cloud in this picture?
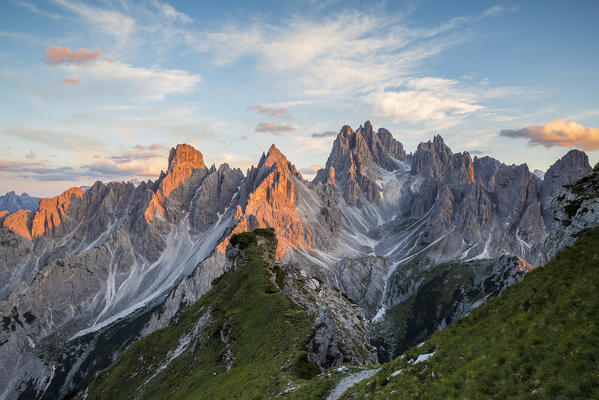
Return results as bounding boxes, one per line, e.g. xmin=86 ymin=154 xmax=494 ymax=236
xmin=56 ymin=58 xmax=200 ymax=101
xmin=13 ymin=1 xmax=63 ymax=19
xmin=254 ymin=122 xmax=295 ymax=135
xmin=52 ymin=0 xmax=193 ymax=51
xmin=43 ymin=46 xmax=101 ymax=66
xmin=189 ymin=7 xmax=504 ymax=97
xmin=500 ymin=120 xmax=599 ymax=151
xmin=299 ymin=164 xmax=323 ymax=175
xmin=311 ymin=130 xmax=337 ymax=138
xmin=82 ymin=159 xmax=162 ymax=178
xmin=246 ymin=104 xmax=290 ymax=118
xmin=53 ymin=0 xmax=135 ymax=48
xmin=6 ymin=125 xmax=101 ymax=151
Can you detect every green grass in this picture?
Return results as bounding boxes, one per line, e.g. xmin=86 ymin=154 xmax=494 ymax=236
xmin=67 ymin=229 xmax=335 ymax=400
xmin=341 ymin=226 xmax=599 ymax=400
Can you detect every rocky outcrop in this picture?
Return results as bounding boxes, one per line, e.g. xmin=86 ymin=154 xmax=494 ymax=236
xmin=535 ymin=165 xmax=599 ymax=263
xmin=0 ymin=191 xmax=40 ymax=213
xmin=541 ymin=149 xmax=592 ymax=203
xmin=1 ymin=209 xmax=32 ymax=240
xmin=280 ymin=263 xmax=378 ymax=368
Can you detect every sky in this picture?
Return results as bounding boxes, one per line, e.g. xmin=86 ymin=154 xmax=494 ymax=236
xmin=0 ymin=0 xmax=598 ymax=197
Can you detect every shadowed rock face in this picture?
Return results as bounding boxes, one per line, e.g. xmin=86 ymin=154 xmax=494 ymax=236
xmin=0 ymin=192 xmax=40 ymax=213
xmin=314 ymin=120 xmax=407 ymax=205
xmin=541 ymin=149 xmax=592 ymax=203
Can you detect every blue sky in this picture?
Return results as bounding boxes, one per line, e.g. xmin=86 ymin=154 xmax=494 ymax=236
xmin=1 ymin=0 xmax=598 ymax=196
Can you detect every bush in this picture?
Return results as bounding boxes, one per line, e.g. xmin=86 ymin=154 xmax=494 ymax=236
xmin=230 ymin=232 xmax=257 ymax=249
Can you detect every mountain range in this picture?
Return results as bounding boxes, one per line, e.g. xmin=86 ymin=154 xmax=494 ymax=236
xmin=0 ymin=121 xmax=597 ymax=399
xmin=0 ymin=192 xmax=40 ymax=214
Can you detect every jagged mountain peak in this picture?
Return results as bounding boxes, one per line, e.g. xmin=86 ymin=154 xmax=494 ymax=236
xmin=262 ymin=143 xmax=287 ymax=167
xmin=0 ymin=190 xmax=40 ymax=213
xmin=256 ymin=144 xmax=302 ymax=181
xmin=541 ymin=148 xmax=591 ymax=202
xmin=167 ymin=143 xmax=205 ymax=172
xmin=315 ymin=121 xmax=407 ymax=204
xmin=145 ymin=144 xmax=207 ymax=222
xmin=411 ymin=134 xmax=453 ymax=177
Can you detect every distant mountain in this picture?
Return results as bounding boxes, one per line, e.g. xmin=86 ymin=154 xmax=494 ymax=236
xmin=533 ymin=169 xmax=545 ymax=180
xmin=341 ymin=224 xmax=599 ymax=399
xmin=0 ymin=122 xmax=597 ymax=399
xmin=0 ymin=191 xmax=40 ymax=213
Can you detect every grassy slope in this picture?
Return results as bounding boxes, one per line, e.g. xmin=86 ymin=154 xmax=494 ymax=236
xmin=67 ymin=230 xmax=354 ymax=400
xmin=342 ymin=226 xmax=599 ymax=399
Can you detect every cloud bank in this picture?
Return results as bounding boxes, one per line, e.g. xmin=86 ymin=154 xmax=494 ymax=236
xmin=500 ymin=120 xmax=599 ymax=151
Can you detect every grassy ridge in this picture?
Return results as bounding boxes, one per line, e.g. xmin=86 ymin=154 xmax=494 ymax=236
xmin=68 ymin=230 xmax=326 ymax=400
xmin=342 ymin=226 xmax=599 ymax=399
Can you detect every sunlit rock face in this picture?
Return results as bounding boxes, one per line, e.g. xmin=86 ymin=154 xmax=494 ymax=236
xmin=217 ymin=144 xmax=313 ymax=258
xmin=145 ymin=143 xmax=206 ymax=222
xmin=0 ymin=187 xmax=82 ymax=240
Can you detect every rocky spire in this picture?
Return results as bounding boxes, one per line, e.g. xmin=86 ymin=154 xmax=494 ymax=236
xmin=217 ymin=144 xmax=312 ymax=258
xmin=411 ymin=135 xmax=453 ymax=177
xmin=145 ymin=144 xmax=206 ymax=222
xmin=314 ymin=121 xmax=406 ymax=205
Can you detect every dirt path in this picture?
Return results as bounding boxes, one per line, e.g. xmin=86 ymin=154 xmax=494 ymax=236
xmin=326 ymin=368 xmax=379 ymax=400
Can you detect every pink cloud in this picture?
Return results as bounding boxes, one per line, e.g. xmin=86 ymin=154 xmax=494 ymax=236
xmin=134 ymin=143 xmax=165 ymax=151
xmin=246 ymin=104 xmax=289 ymax=118
xmin=501 ymin=120 xmax=599 ymax=151
xmin=43 ymin=46 xmax=101 ymax=66
xmin=254 ymin=122 xmax=295 ymax=135
xmin=62 ymin=77 xmax=80 ymax=85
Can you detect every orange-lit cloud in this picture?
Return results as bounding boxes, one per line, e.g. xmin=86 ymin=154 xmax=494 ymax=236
xmin=254 ymin=122 xmax=295 ymax=135
xmin=500 ymin=120 xmax=599 ymax=151
xmin=62 ymin=77 xmax=80 ymax=85
xmin=43 ymin=46 xmax=101 ymax=66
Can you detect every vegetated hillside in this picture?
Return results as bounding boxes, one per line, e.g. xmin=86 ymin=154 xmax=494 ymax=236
xmin=342 ymin=225 xmax=599 ymax=399
xmin=66 ymin=229 xmax=375 ymax=400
